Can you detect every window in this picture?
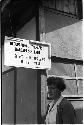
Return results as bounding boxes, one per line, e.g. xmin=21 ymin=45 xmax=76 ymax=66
xmin=47 ymin=57 xmax=83 ymax=99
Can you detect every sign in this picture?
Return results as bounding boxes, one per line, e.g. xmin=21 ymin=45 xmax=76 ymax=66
xmin=4 ymin=36 xmax=51 ymax=69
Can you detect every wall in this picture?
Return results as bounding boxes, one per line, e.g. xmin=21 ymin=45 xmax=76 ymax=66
xmin=45 ymin=9 xmax=83 ymax=124
xmin=16 ymin=17 xmax=36 ymax=40
xmin=45 ymin=9 xmax=79 ymax=33
xmin=2 ymin=70 xmax=14 ymax=124
xmin=45 ymin=10 xmax=83 ymax=60
xmin=2 ymin=17 xmax=36 ymax=72
xmin=1 ymin=12 xmax=15 ymax=123
xmin=16 ymin=68 xmax=37 ymax=123
xmin=45 ymin=9 xmax=83 ymax=99
xmin=16 ymin=17 xmax=37 ymax=123
xmin=2 ymin=17 xmax=37 ymax=124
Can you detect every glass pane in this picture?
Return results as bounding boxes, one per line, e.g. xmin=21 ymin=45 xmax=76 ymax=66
xmin=77 ymin=80 xmax=83 ymax=95
xmin=62 ymin=80 xmax=77 ymax=95
xmin=77 ymin=65 xmax=83 ymax=77
xmin=48 ymin=62 xmax=75 ymax=77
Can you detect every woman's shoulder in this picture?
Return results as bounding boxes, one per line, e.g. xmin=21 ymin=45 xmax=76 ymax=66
xmin=59 ymin=97 xmax=73 ymax=108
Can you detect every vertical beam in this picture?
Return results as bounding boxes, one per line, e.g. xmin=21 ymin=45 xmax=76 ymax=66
xmin=36 ymin=4 xmax=41 ymax=124
xmin=39 ymin=6 xmax=47 ymax=122
xmin=36 ymin=4 xmax=47 ymax=123
xmin=74 ymin=64 xmax=78 ymax=94
xmin=40 ymin=69 xmax=47 ymax=123
xmin=14 ymin=67 xmax=17 ymax=124
xmin=39 ymin=6 xmax=46 ymax=42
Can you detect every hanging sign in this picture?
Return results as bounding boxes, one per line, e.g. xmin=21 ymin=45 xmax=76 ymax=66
xmin=4 ymin=36 xmax=51 ymax=69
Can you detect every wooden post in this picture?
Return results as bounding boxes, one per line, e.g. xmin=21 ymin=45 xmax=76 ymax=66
xmin=36 ymin=5 xmax=47 ymax=123
xmin=41 ymin=69 xmax=47 ymax=122
xmin=39 ymin=6 xmax=47 ymax=122
xmin=39 ymin=6 xmax=46 ymax=42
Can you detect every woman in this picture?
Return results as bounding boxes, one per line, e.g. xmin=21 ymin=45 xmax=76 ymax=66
xmin=45 ymin=77 xmax=76 ymax=124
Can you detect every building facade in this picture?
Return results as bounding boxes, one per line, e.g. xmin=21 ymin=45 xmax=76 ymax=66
xmin=2 ymin=0 xmax=83 ymax=124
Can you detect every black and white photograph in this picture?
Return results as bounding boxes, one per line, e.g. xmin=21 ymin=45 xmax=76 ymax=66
xmin=1 ymin=0 xmax=83 ymax=124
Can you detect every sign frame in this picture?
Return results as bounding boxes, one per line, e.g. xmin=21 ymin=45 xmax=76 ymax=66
xmin=4 ymin=36 xmax=51 ymax=69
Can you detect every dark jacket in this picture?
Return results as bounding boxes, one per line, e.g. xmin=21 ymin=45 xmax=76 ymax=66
xmin=46 ymin=97 xmax=76 ymax=124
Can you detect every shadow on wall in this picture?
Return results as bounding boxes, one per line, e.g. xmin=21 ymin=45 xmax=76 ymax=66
xmin=45 ymin=9 xmax=79 ymax=33
xmin=75 ymin=108 xmax=83 ymax=124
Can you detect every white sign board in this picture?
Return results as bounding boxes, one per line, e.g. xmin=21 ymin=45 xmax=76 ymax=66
xmin=4 ymin=36 xmax=51 ymax=69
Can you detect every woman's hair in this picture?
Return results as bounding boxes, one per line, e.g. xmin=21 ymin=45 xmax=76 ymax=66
xmin=47 ymin=76 xmax=66 ymax=92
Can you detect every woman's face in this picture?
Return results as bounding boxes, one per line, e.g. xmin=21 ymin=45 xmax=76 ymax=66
xmin=48 ymin=86 xmax=60 ymax=99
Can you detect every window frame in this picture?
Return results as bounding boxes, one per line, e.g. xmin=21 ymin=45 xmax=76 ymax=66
xmin=47 ymin=57 xmax=83 ymax=100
